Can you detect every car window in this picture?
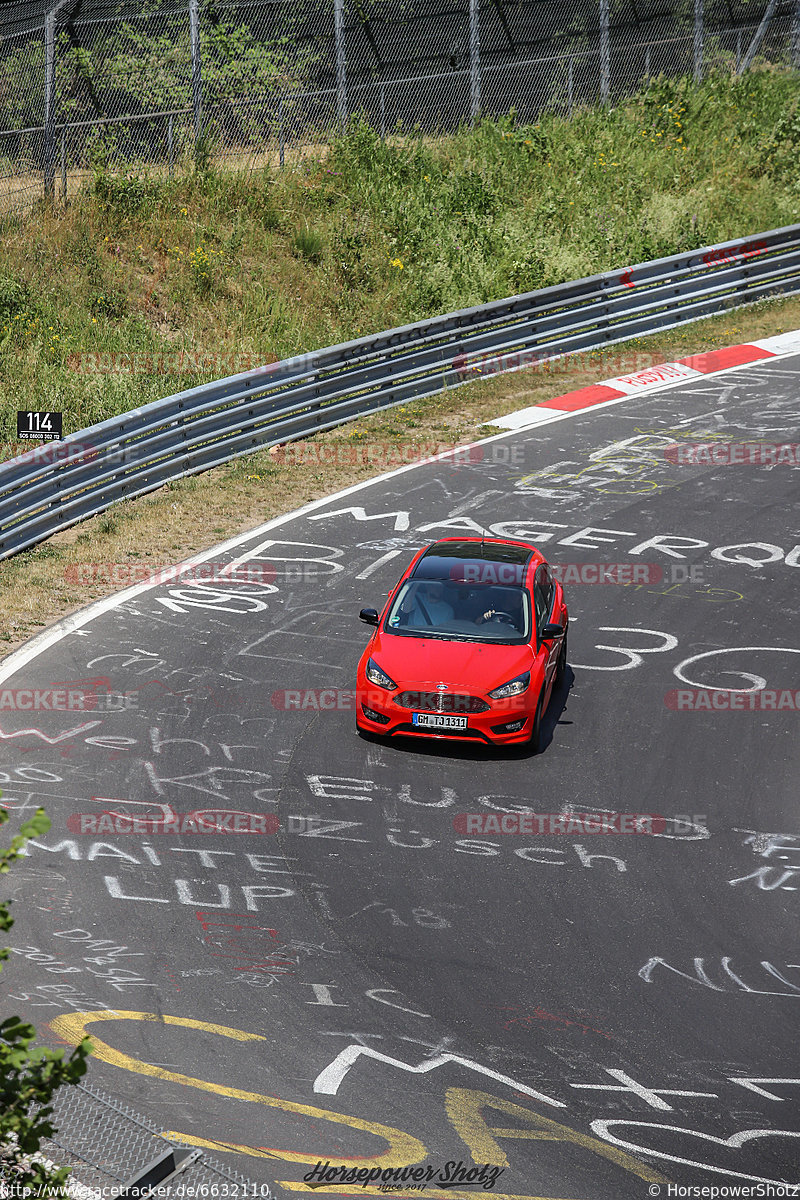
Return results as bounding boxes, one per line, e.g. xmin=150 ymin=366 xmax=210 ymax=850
xmin=533 ymin=566 xmax=551 ymax=631
xmin=384 ymin=580 xmax=531 ymax=644
xmin=542 ymin=563 xmax=554 ymax=608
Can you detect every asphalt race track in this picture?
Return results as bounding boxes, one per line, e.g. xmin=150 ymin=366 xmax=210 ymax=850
xmin=2 ymin=353 xmax=800 ymax=1198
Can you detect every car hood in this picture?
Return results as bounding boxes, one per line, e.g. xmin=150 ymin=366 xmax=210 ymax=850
xmin=370 ymin=631 xmax=534 ymax=693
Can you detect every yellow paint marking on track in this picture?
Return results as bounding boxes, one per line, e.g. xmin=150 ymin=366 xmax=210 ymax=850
xmin=52 ymin=1009 xmax=267 ymax=1041
xmin=162 ymin=1133 xmax=290 ymax=1160
xmin=445 ymin=1088 xmax=670 ymax=1184
xmin=50 ymin=1011 xmax=426 ymax=1167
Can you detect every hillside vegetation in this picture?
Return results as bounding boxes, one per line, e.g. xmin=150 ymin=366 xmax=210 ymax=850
xmin=1 ymin=66 xmax=799 ymax=438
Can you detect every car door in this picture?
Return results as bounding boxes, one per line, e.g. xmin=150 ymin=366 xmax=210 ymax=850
xmin=534 ymin=564 xmax=560 ymax=691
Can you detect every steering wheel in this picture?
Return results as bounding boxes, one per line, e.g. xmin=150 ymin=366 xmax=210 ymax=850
xmin=481 ymin=610 xmax=517 ymax=627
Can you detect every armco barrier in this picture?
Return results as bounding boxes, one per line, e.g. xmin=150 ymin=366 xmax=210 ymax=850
xmin=1 ymin=224 xmax=799 ymax=561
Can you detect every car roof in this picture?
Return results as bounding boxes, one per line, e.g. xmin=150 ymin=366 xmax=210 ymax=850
xmin=411 ymin=538 xmax=539 ymax=584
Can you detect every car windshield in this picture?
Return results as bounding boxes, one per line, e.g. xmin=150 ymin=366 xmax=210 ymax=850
xmin=384 ymin=580 xmax=531 ymax=643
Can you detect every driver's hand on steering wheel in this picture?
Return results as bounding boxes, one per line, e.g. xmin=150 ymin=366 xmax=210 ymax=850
xmin=479 ymin=610 xmax=496 ymax=623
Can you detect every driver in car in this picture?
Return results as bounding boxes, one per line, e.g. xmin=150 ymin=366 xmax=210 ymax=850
xmin=475 ymin=588 xmax=520 ymax=630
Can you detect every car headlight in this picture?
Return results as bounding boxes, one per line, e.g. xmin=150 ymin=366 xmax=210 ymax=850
xmin=365 ymin=658 xmax=397 ymax=691
xmin=488 ymin=671 xmax=530 ymax=700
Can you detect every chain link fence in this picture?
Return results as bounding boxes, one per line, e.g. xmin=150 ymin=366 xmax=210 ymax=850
xmin=40 ymin=1079 xmax=271 ymax=1198
xmin=0 ymin=0 xmax=798 ymax=210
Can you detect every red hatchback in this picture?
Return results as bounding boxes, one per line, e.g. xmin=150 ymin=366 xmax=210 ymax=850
xmin=355 ymin=537 xmax=568 ymax=749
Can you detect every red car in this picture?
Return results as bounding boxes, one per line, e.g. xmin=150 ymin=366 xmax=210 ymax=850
xmin=355 ymin=537 xmax=568 ymax=749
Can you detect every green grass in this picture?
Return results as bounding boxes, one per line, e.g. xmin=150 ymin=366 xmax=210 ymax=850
xmin=1 ymin=66 xmax=799 ymax=441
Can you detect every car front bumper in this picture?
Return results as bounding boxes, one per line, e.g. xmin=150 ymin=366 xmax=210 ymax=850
xmin=355 ymin=684 xmax=536 ymax=745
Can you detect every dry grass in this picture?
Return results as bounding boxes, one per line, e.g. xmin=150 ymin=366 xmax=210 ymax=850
xmin=2 ymin=293 xmax=799 ymax=661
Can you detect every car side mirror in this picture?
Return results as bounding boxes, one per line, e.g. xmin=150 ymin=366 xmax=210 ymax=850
xmin=541 ymin=622 xmax=564 ymax=639
xmin=359 ymin=607 xmax=379 ymax=626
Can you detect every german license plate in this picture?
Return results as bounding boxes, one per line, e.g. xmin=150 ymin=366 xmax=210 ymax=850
xmin=412 ymin=712 xmax=468 ymax=730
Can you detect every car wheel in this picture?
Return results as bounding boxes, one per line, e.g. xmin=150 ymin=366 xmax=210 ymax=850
xmin=528 ymin=695 xmax=543 ymax=754
xmin=555 ymin=629 xmax=568 ymax=685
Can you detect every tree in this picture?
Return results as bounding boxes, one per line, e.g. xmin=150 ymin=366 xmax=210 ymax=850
xmin=0 ymin=804 xmax=91 ymax=1193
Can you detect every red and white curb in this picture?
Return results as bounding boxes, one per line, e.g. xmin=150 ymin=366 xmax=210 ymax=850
xmin=492 ymin=330 xmax=800 ymax=430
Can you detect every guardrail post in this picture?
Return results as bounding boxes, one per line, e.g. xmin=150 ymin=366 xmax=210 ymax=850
xmin=189 ymin=0 xmax=204 ymax=146
xmin=380 ymin=83 xmax=386 ymax=139
xmin=694 ymin=0 xmax=704 ymax=82
xmin=644 ymin=45 xmax=651 ymax=79
xmin=334 ymin=0 xmax=347 ymax=134
xmin=469 ymin=0 xmax=481 ymax=124
xmin=278 ymin=97 xmax=285 ymax=167
xmin=599 ymin=0 xmax=610 ymax=103
xmin=568 ymin=57 xmax=574 ymax=116
xmin=116 ymin=1147 xmax=203 ymax=1200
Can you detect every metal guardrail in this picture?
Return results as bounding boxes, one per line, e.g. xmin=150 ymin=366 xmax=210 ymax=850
xmin=42 ymin=1079 xmax=271 ymax=1198
xmin=1 ymin=222 xmax=800 ymax=562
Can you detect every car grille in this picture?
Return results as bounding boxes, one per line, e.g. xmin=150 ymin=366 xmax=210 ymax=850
xmin=394 ymin=691 xmax=489 ymax=714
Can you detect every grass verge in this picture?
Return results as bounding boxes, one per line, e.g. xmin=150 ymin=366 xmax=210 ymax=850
xmin=0 ymin=67 xmax=799 ymax=440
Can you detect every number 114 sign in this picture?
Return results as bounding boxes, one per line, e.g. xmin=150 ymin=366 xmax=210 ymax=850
xmin=17 ymin=411 xmax=63 ymax=441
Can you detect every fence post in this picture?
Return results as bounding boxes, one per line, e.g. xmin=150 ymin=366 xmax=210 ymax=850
xmin=43 ymin=6 xmax=58 ymax=201
xmin=694 ymin=0 xmax=704 ymax=82
xmin=738 ymin=0 xmax=779 ymax=73
xmin=599 ymin=0 xmax=610 ymax=103
xmin=279 ymin=97 xmax=285 ymax=167
xmin=167 ymin=112 xmax=174 ymax=177
xmin=469 ymin=0 xmax=481 ymax=124
xmin=188 ymin=0 xmax=203 ymax=146
xmin=380 ymin=84 xmax=386 ymax=139
xmin=568 ymin=57 xmax=574 ymax=116
xmin=644 ymin=45 xmax=651 ymax=79
xmin=334 ymin=0 xmax=347 ymax=133
xmin=60 ymin=127 xmax=67 ymax=202
xmin=791 ymin=0 xmax=800 ymax=69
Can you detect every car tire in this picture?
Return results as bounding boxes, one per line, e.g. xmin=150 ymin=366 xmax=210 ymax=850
xmin=555 ymin=629 xmax=568 ymax=685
